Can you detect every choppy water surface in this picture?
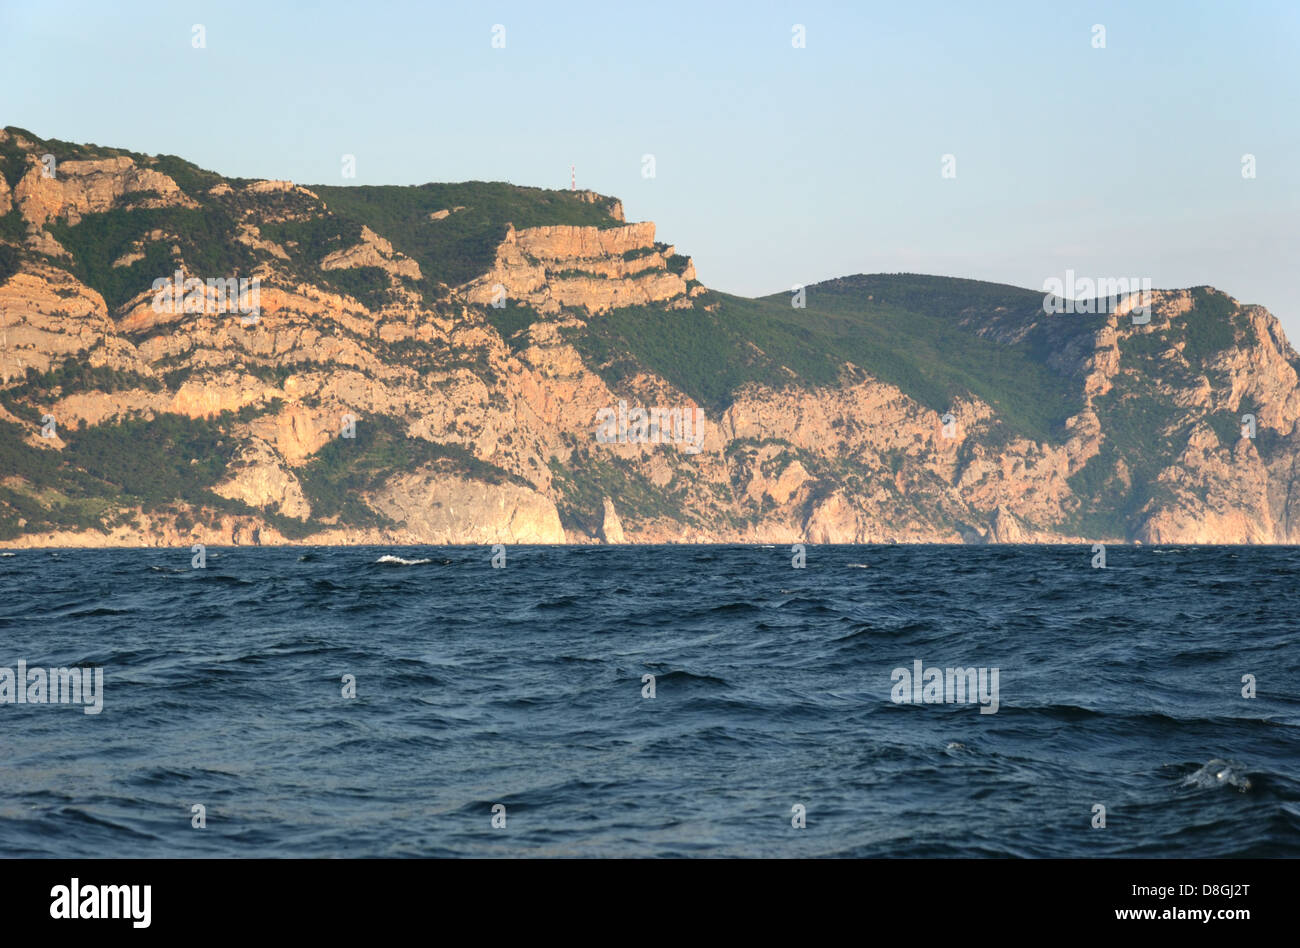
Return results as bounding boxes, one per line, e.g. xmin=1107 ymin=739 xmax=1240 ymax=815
xmin=1 ymin=545 xmax=1296 ymax=857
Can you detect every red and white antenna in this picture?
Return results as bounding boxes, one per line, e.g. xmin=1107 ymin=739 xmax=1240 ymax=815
xmin=570 ymin=164 xmax=575 ymax=191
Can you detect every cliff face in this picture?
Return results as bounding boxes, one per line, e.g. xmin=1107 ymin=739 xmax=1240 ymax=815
xmin=462 ymin=221 xmax=699 ymax=314
xmin=14 ymin=154 xmax=196 ymax=229
xmin=1 ymin=126 xmax=1297 ymax=547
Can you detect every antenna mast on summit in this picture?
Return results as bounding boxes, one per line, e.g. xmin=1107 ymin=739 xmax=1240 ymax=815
xmin=570 ymin=165 xmax=575 ymax=191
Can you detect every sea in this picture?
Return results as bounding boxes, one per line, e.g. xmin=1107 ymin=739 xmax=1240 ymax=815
xmin=0 ymin=544 xmax=1296 ymax=857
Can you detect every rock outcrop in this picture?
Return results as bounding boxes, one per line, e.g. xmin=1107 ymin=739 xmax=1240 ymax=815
xmin=462 ymin=222 xmax=698 ymax=314
xmin=2 ymin=128 xmax=1297 ymax=548
xmin=368 ymin=471 xmax=566 ymax=544
xmin=599 ymin=498 xmax=625 ymax=544
xmin=987 ymin=505 xmax=1025 ymax=543
xmin=14 ymin=155 xmax=196 ymax=226
xmin=212 ymin=438 xmax=312 ymax=520
xmin=320 ymin=225 xmax=422 ymax=281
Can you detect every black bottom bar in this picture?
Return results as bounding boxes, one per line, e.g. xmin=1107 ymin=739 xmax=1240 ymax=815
xmin=0 ymin=858 xmax=1279 ymax=934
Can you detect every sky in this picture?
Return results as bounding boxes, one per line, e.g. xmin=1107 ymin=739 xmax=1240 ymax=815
xmin=3 ymin=0 xmax=1298 ymax=337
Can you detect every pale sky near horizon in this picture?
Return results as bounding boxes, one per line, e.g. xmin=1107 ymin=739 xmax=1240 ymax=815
xmin=3 ymin=0 xmax=1298 ymax=339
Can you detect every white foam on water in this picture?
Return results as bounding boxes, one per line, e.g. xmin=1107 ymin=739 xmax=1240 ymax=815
xmin=376 ymin=554 xmax=432 ymax=566
xmin=1184 ymin=758 xmax=1252 ymax=792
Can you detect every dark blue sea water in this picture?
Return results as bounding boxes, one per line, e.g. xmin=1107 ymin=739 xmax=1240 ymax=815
xmin=1 ymin=545 xmax=1297 ymax=857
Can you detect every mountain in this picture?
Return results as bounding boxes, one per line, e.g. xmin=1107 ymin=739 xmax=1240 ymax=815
xmin=2 ymin=126 xmax=1298 ymax=546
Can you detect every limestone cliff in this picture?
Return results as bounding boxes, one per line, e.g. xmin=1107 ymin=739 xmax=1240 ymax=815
xmin=462 ymin=221 xmax=698 ymax=314
xmin=1 ymin=126 xmax=1296 ymax=547
xmin=599 ymin=498 xmax=625 ymax=544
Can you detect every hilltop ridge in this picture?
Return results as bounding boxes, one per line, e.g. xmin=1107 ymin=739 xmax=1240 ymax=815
xmin=2 ymin=127 xmax=1298 ymax=546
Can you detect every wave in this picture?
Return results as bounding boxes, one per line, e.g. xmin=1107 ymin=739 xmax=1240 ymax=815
xmin=706 ymin=601 xmax=760 ymax=615
xmin=64 ymin=606 xmax=133 ymax=619
xmin=375 ymin=555 xmax=432 ymax=566
xmin=653 ymin=669 xmax=729 ymax=688
xmin=200 ymin=574 xmax=256 ymax=586
xmin=1182 ymin=758 xmax=1253 ymax=792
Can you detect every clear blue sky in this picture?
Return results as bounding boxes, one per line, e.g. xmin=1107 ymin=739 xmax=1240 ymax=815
xmin=4 ymin=0 xmax=1298 ymax=337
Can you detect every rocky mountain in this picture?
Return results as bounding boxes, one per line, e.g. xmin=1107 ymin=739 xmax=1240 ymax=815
xmin=2 ymin=126 xmax=1297 ymax=546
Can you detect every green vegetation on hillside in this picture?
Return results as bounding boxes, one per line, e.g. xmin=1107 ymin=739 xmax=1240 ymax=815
xmin=1 ymin=128 xmax=1277 ymax=544
xmin=484 ymin=301 xmax=541 ymax=354
xmin=0 ymin=131 xmax=32 ymax=189
xmin=3 ymin=362 xmax=163 ymax=401
xmin=1066 ymin=374 xmax=1185 ymax=538
xmin=1 ymin=208 xmax=26 ymax=242
xmin=311 ymin=181 xmax=622 ymax=288
xmin=0 ymin=420 xmax=109 ymax=537
xmin=547 ymin=452 xmax=692 ymax=536
xmin=296 ymin=415 xmax=525 ymax=525
xmin=323 ymin=265 xmax=393 ymax=311
xmin=63 ymin=414 xmax=239 ymax=507
xmin=803 ymin=273 xmax=1046 ymax=320
xmin=1065 ymin=286 xmax=1249 ymax=537
xmin=258 ymin=214 xmax=362 ymax=261
xmin=0 ymin=412 xmax=250 ymax=538
xmin=255 ymin=215 xmax=400 ymax=309
xmin=0 ymin=241 xmax=20 ymax=285
xmin=572 ymin=280 xmax=1080 ymax=444
xmin=1180 ymin=287 xmax=1239 ymax=361
xmin=48 ymin=205 xmax=259 ymax=310
xmin=149 ymin=154 xmax=227 ymax=196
